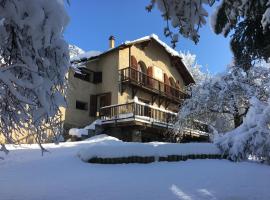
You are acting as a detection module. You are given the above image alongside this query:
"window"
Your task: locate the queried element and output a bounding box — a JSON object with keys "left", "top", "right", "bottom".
{"left": 76, "top": 101, "right": 88, "bottom": 110}
{"left": 74, "top": 68, "right": 102, "bottom": 84}
{"left": 93, "top": 72, "right": 102, "bottom": 83}
{"left": 74, "top": 70, "right": 93, "bottom": 82}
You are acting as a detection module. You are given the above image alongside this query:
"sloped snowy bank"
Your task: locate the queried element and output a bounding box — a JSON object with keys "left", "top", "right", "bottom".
{"left": 78, "top": 135, "right": 220, "bottom": 161}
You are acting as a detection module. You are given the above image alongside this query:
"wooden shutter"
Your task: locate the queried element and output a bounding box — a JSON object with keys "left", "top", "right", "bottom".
{"left": 175, "top": 80, "right": 180, "bottom": 98}
{"left": 89, "top": 95, "right": 97, "bottom": 117}
{"left": 130, "top": 55, "right": 138, "bottom": 69}
{"left": 176, "top": 80, "right": 180, "bottom": 88}
{"left": 147, "top": 66, "right": 153, "bottom": 87}
{"left": 130, "top": 55, "right": 138, "bottom": 80}
{"left": 164, "top": 73, "right": 170, "bottom": 94}
{"left": 105, "top": 92, "right": 111, "bottom": 106}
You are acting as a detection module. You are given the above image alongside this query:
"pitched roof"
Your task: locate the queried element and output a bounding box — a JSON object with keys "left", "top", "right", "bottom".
{"left": 71, "top": 34, "right": 195, "bottom": 84}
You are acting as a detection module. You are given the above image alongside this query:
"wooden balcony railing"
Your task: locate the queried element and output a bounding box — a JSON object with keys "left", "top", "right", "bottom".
{"left": 99, "top": 102, "right": 177, "bottom": 127}
{"left": 119, "top": 67, "right": 187, "bottom": 101}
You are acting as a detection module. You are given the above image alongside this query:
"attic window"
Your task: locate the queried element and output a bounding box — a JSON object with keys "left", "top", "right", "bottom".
{"left": 74, "top": 68, "right": 102, "bottom": 83}
{"left": 74, "top": 69, "right": 93, "bottom": 82}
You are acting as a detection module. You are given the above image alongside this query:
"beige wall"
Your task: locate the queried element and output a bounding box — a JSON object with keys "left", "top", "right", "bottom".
{"left": 118, "top": 41, "right": 186, "bottom": 108}
{"left": 65, "top": 40, "right": 187, "bottom": 130}
{"left": 64, "top": 50, "right": 119, "bottom": 129}
{"left": 97, "top": 51, "right": 119, "bottom": 105}
{"left": 64, "top": 64, "right": 97, "bottom": 128}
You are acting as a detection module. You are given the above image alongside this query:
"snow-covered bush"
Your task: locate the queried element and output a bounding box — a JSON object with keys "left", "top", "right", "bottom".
{"left": 215, "top": 97, "right": 270, "bottom": 162}
{"left": 0, "top": 0, "right": 69, "bottom": 149}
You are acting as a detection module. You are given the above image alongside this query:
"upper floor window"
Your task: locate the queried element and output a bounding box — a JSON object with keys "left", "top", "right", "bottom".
{"left": 74, "top": 68, "right": 102, "bottom": 83}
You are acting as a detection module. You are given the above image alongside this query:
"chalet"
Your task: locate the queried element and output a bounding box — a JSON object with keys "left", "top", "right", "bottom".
{"left": 64, "top": 34, "right": 208, "bottom": 142}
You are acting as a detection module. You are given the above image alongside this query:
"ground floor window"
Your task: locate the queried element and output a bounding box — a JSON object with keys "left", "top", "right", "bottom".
{"left": 76, "top": 101, "right": 88, "bottom": 110}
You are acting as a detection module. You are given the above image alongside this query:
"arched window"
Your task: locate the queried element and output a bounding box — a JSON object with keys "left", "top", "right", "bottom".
{"left": 137, "top": 61, "right": 147, "bottom": 85}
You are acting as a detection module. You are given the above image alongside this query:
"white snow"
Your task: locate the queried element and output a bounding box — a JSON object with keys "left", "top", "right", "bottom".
{"left": 68, "top": 120, "right": 101, "bottom": 138}
{"left": 78, "top": 135, "right": 220, "bottom": 161}
{"left": 84, "top": 119, "right": 101, "bottom": 130}
{"left": 125, "top": 34, "right": 180, "bottom": 57}
{"left": 70, "top": 50, "right": 101, "bottom": 62}
{"left": 0, "top": 135, "right": 270, "bottom": 200}
{"left": 68, "top": 128, "right": 88, "bottom": 137}
{"left": 69, "top": 44, "right": 85, "bottom": 60}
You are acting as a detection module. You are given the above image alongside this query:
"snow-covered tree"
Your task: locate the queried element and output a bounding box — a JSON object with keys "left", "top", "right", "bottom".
{"left": 147, "top": 0, "right": 270, "bottom": 66}
{"left": 174, "top": 64, "right": 270, "bottom": 139}
{"left": 69, "top": 44, "right": 85, "bottom": 61}
{"left": 179, "top": 51, "right": 208, "bottom": 82}
{"left": 0, "top": 0, "right": 69, "bottom": 151}
{"left": 215, "top": 97, "right": 270, "bottom": 162}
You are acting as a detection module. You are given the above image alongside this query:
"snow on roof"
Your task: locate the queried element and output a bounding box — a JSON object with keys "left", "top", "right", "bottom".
{"left": 70, "top": 50, "right": 102, "bottom": 62}
{"left": 124, "top": 34, "right": 180, "bottom": 58}
{"left": 69, "top": 34, "right": 194, "bottom": 83}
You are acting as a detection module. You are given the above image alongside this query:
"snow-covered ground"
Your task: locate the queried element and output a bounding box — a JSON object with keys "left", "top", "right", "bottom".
{"left": 0, "top": 135, "right": 270, "bottom": 200}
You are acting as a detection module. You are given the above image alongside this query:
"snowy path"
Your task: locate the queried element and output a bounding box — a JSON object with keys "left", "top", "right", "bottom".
{"left": 0, "top": 139, "right": 270, "bottom": 200}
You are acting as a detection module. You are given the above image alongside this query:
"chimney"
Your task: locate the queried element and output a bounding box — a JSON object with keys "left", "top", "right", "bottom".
{"left": 109, "top": 35, "right": 115, "bottom": 49}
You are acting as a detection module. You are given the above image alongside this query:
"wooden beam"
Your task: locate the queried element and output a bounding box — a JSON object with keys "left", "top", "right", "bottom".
{"left": 131, "top": 86, "right": 138, "bottom": 98}
{"left": 151, "top": 95, "right": 158, "bottom": 104}
{"left": 165, "top": 100, "right": 170, "bottom": 109}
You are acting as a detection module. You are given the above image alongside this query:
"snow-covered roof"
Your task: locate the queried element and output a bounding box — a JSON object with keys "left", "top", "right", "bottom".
{"left": 124, "top": 34, "right": 180, "bottom": 58}
{"left": 70, "top": 34, "right": 195, "bottom": 83}
{"left": 70, "top": 34, "right": 181, "bottom": 63}
{"left": 70, "top": 51, "right": 102, "bottom": 62}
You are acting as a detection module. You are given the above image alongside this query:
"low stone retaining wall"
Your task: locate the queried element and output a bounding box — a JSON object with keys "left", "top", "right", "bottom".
{"left": 88, "top": 154, "right": 227, "bottom": 164}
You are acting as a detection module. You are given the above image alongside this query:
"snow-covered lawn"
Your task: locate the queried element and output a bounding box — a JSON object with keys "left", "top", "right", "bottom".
{"left": 0, "top": 136, "right": 270, "bottom": 200}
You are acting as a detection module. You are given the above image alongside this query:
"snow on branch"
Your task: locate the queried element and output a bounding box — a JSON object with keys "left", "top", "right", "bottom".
{"left": 0, "top": 0, "right": 69, "bottom": 150}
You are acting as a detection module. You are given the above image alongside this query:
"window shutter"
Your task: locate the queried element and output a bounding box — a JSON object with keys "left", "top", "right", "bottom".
{"left": 147, "top": 66, "right": 153, "bottom": 87}
{"left": 130, "top": 55, "right": 138, "bottom": 69}
{"left": 164, "top": 73, "right": 170, "bottom": 94}
{"left": 105, "top": 92, "right": 111, "bottom": 106}
{"left": 175, "top": 80, "right": 180, "bottom": 98}
{"left": 89, "top": 95, "right": 97, "bottom": 117}
{"left": 130, "top": 55, "right": 138, "bottom": 80}
{"left": 176, "top": 80, "right": 180, "bottom": 88}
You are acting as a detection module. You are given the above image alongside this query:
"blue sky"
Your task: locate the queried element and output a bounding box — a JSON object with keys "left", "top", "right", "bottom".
{"left": 64, "top": 0, "right": 233, "bottom": 74}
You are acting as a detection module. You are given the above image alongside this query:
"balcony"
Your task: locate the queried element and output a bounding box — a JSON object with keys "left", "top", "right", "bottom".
{"left": 99, "top": 102, "right": 177, "bottom": 129}
{"left": 99, "top": 102, "right": 209, "bottom": 141}
{"left": 119, "top": 67, "right": 188, "bottom": 104}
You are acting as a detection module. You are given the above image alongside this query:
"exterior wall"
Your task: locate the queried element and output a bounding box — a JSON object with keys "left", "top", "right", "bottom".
{"left": 0, "top": 106, "right": 66, "bottom": 144}
{"left": 64, "top": 50, "right": 119, "bottom": 130}
{"left": 118, "top": 41, "right": 186, "bottom": 110}
{"left": 64, "top": 69, "right": 97, "bottom": 129}
{"left": 97, "top": 51, "right": 119, "bottom": 105}
{"left": 130, "top": 42, "right": 185, "bottom": 89}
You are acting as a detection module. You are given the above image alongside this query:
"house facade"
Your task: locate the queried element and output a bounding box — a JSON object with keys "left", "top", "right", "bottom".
{"left": 64, "top": 35, "right": 204, "bottom": 142}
